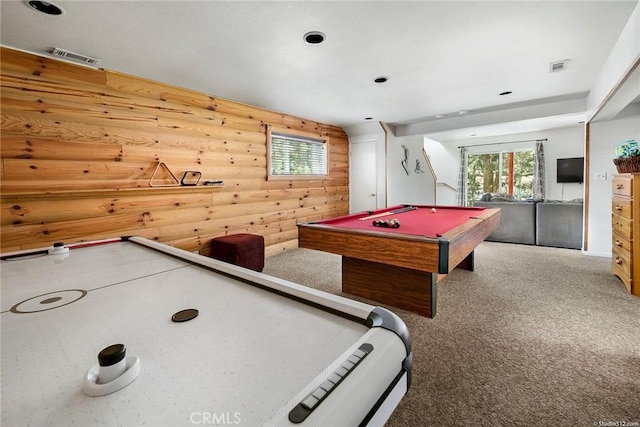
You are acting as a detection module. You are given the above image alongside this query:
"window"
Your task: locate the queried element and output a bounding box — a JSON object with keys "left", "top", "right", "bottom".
{"left": 268, "top": 130, "right": 327, "bottom": 179}
{"left": 466, "top": 148, "right": 535, "bottom": 205}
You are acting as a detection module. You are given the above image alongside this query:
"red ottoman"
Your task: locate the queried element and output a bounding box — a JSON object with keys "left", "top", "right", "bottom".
{"left": 210, "top": 234, "right": 264, "bottom": 272}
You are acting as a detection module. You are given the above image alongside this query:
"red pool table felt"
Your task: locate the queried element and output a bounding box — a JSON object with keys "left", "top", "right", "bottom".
{"left": 320, "top": 205, "right": 488, "bottom": 239}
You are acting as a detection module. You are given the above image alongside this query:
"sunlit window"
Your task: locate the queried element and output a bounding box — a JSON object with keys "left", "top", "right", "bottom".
{"left": 268, "top": 132, "right": 327, "bottom": 179}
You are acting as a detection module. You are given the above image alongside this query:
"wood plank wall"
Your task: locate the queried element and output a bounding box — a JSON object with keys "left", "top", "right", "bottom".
{"left": 0, "top": 47, "right": 349, "bottom": 256}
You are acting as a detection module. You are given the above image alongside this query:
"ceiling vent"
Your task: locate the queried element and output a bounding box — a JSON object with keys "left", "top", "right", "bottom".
{"left": 51, "top": 48, "right": 101, "bottom": 66}
{"left": 549, "top": 59, "right": 569, "bottom": 73}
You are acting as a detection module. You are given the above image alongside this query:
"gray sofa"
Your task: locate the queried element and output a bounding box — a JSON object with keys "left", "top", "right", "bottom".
{"left": 474, "top": 200, "right": 537, "bottom": 245}
{"left": 474, "top": 194, "right": 583, "bottom": 249}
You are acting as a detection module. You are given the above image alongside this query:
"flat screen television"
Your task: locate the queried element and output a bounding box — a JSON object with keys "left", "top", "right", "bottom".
{"left": 557, "top": 157, "right": 584, "bottom": 183}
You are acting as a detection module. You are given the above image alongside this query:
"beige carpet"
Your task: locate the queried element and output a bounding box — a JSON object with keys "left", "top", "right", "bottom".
{"left": 263, "top": 242, "right": 640, "bottom": 426}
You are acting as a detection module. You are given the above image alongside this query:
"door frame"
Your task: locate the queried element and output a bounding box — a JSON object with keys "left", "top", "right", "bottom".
{"left": 349, "top": 133, "right": 386, "bottom": 213}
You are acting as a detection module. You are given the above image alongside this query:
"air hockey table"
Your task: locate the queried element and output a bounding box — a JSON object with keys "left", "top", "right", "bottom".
{"left": 1, "top": 236, "right": 411, "bottom": 426}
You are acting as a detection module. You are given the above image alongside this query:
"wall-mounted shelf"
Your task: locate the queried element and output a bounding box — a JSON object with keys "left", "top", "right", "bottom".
{"left": 0, "top": 185, "right": 225, "bottom": 200}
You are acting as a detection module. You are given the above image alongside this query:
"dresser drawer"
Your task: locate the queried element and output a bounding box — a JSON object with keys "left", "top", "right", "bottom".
{"left": 612, "top": 197, "right": 633, "bottom": 219}
{"left": 613, "top": 175, "right": 634, "bottom": 197}
{"left": 612, "top": 230, "right": 632, "bottom": 259}
{"left": 612, "top": 247, "right": 633, "bottom": 292}
{"left": 612, "top": 213, "right": 633, "bottom": 237}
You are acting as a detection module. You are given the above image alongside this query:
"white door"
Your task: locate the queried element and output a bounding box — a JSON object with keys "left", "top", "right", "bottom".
{"left": 350, "top": 138, "right": 379, "bottom": 213}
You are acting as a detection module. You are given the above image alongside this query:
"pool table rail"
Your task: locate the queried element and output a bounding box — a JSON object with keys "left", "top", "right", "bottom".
{"left": 298, "top": 225, "right": 442, "bottom": 273}
{"left": 438, "top": 207, "right": 501, "bottom": 273}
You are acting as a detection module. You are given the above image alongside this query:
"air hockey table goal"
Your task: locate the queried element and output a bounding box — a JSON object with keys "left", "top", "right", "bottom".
{"left": 1, "top": 236, "right": 412, "bottom": 426}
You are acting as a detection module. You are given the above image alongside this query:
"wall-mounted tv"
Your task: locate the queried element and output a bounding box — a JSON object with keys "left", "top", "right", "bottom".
{"left": 557, "top": 157, "right": 584, "bottom": 183}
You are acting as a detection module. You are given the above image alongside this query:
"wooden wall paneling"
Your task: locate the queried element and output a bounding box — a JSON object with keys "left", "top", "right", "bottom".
{"left": 1, "top": 135, "right": 123, "bottom": 161}
{"left": 1, "top": 179, "right": 144, "bottom": 194}
{"left": 2, "top": 191, "right": 213, "bottom": 226}
{"left": 0, "top": 89, "right": 160, "bottom": 132}
{"left": 2, "top": 158, "right": 152, "bottom": 181}
{"left": 123, "top": 144, "right": 204, "bottom": 165}
{"left": 1, "top": 47, "right": 350, "bottom": 254}
{"left": 0, "top": 47, "right": 107, "bottom": 87}
{"left": 107, "top": 73, "right": 327, "bottom": 138}
{"left": 157, "top": 116, "right": 266, "bottom": 144}
{"left": 0, "top": 74, "right": 105, "bottom": 106}
{"left": 260, "top": 177, "right": 349, "bottom": 190}
{"left": 0, "top": 113, "right": 160, "bottom": 146}
{"left": 158, "top": 133, "right": 266, "bottom": 156}
{"left": 105, "top": 71, "right": 217, "bottom": 109}
{"left": 152, "top": 104, "right": 268, "bottom": 134}
{"left": 1, "top": 211, "right": 152, "bottom": 248}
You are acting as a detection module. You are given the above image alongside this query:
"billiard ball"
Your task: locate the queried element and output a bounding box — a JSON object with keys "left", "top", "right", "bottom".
{"left": 431, "top": 208, "right": 437, "bottom": 213}
{"left": 388, "top": 218, "right": 400, "bottom": 228}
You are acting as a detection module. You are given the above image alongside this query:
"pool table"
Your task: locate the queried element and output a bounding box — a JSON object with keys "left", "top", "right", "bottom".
{"left": 1, "top": 236, "right": 411, "bottom": 426}
{"left": 298, "top": 205, "right": 501, "bottom": 318}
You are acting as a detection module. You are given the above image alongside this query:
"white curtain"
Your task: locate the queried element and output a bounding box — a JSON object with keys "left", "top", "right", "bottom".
{"left": 456, "top": 147, "right": 468, "bottom": 206}
{"left": 532, "top": 142, "right": 546, "bottom": 201}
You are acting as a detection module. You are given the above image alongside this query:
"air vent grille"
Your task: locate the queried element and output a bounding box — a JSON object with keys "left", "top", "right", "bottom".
{"left": 549, "top": 60, "right": 568, "bottom": 73}
{"left": 51, "top": 48, "right": 101, "bottom": 66}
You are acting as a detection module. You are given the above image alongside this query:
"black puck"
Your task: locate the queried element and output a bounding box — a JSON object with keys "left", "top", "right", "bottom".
{"left": 172, "top": 308, "right": 199, "bottom": 323}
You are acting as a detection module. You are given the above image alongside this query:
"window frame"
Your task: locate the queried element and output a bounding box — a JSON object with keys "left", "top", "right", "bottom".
{"left": 465, "top": 144, "right": 535, "bottom": 204}
{"left": 266, "top": 127, "right": 329, "bottom": 181}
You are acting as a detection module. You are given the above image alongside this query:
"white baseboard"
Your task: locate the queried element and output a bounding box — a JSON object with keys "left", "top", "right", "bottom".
{"left": 582, "top": 249, "right": 612, "bottom": 258}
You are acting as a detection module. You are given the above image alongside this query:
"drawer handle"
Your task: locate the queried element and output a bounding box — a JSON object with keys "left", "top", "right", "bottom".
{"left": 615, "top": 240, "right": 623, "bottom": 247}
{"left": 615, "top": 205, "right": 623, "bottom": 211}
{"left": 616, "top": 184, "right": 624, "bottom": 189}
{"left": 615, "top": 257, "right": 623, "bottom": 265}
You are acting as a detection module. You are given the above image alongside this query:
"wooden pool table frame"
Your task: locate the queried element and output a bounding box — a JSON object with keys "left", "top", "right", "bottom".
{"left": 298, "top": 205, "right": 501, "bottom": 318}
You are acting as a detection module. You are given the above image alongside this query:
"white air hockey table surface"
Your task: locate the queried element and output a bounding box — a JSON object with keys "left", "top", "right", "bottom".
{"left": 1, "top": 237, "right": 411, "bottom": 426}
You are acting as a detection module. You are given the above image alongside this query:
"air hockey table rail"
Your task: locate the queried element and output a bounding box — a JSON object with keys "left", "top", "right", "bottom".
{"left": 1, "top": 236, "right": 412, "bottom": 426}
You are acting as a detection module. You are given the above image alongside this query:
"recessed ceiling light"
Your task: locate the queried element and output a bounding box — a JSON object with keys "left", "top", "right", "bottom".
{"left": 304, "top": 31, "right": 326, "bottom": 44}
{"left": 499, "top": 91, "right": 512, "bottom": 96}
{"left": 28, "top": 1, "right": 64, "bottom": 15}
{"left": 374, "top": 76, "right": 389, "bottom": 84}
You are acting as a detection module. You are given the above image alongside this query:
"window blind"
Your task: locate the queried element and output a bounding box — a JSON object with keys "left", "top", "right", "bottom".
{"left": 270, "top": 133, "right": 327, "bottom": 176}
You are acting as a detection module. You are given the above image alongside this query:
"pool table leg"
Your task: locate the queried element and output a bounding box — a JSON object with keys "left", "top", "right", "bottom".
{"left": 457, "top": 250, "right": 475, "bottom": 271}
{"left": 342, "top": 257, "right": 438, "bottom": 318}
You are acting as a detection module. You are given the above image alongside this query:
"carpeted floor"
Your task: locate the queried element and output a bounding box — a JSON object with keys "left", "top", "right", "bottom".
{"left": 263, "top": 242, "right": 640, "bottom": 426}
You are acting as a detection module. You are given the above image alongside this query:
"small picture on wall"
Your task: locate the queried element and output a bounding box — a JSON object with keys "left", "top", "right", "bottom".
{"left": 402, "top": 145, "right": 410, "bottom": 176}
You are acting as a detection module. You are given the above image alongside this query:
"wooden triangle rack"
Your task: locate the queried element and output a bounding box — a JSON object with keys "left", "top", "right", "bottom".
{"left": 149, "top": 162, "right": 181, "bottom": 187}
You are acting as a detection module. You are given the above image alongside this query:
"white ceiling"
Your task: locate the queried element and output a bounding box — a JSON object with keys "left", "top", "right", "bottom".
{"left": 1, "top": 0, "right": 637, "bottom": 140}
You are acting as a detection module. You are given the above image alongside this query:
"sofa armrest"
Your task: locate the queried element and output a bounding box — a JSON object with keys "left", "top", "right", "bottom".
{"left": 473, "top": 201, "right": 536, "bottom": 245}
{"left": 535, "top": 203, "right": 583, "bottom": 249}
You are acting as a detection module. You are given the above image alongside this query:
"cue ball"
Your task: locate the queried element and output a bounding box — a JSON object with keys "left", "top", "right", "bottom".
{"left": 431, "top": 208, "right": 437, "bottom": 213}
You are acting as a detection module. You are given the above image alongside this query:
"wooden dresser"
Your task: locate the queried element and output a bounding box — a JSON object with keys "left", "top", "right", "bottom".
{"left": 612, "top": 173, "right": 640, "bottom": 295}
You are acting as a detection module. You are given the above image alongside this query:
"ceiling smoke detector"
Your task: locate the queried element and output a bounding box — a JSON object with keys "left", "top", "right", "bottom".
{"left": 51, "top": 48, "right": 101, "bottom": 66}
{"left": 549, "top": 60, "right": 569, "bottom": 73}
